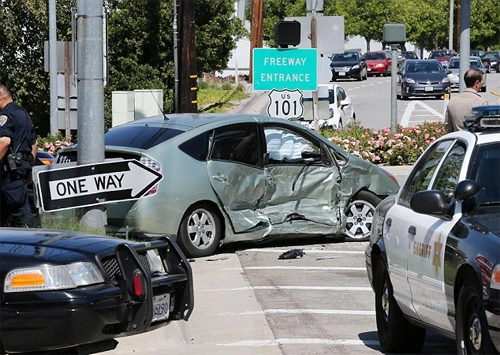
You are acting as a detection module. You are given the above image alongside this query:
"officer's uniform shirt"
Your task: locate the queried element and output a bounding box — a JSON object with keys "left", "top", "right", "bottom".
{"left": 0, "top": 101, "right": 36, "bottom": 163}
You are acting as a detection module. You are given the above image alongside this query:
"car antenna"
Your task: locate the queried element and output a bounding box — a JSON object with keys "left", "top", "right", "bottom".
{"left": 149, "top": 88, "right": 169, "bottom": 120}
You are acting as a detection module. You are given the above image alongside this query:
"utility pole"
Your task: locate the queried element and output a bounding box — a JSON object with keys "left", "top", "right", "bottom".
{"left": 76, "top": 0, "right": 106, "bottom": 230}
{"left": 249, "top": 0, "right": 263, "bottom": 83}
{"left": 178, "top": 0, "right": 197, "bottom": 112}
{"left": 459, "top": 0, "right": 471, "bottom": 93}
{"left": 49, "top": 0, "right": 58, "bottom": 136}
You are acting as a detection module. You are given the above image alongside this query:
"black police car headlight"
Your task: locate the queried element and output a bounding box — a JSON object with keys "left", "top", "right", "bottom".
{"left": 4, "top": 262, "right": 105, "bottom": 293}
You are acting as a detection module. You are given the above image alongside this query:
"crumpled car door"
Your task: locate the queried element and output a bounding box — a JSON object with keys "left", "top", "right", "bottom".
{"left": 257, "top": 125, "right": 342, "bottom": 235}
{"left": 206, "top": 123, "right": 269, "bottom": 233}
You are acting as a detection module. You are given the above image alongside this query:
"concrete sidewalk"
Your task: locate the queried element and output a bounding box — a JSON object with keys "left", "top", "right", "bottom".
{"left": 102, "top": 254, "right": 281, "bottom": 355}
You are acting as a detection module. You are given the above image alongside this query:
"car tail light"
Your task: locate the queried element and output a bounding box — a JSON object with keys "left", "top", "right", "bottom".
{"left": 140, "top": 157, "right": 161, "bottom": 195}
{"left": 133, "top": 269, "right": 146, "bottom": 298}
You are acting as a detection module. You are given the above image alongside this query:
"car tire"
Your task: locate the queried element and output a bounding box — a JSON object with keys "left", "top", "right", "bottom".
{"left": 178, "top": 203, "right": 221, "bottom": 258}
{"left": 375, "top": 263, "right": 426, "bottom": 353}
{"left": 344, "top": 191, "right": 380, "bottom": 241}
{"left": 456, "top": 276, "right": 497, "bottom": 355}
{"left": 400, "top": 86, "right": 408, "bottom": 100}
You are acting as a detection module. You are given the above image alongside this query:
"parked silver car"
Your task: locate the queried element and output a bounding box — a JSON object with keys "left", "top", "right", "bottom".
{"left": 447, "top": 55, "right": 487, "bottom": 92}
{"left": 56, "top": 114, "right": 399, "bottom": 257}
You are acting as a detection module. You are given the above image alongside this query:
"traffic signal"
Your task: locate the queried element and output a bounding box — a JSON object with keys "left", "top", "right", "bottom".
{"left": 274, "top": 20, "right": 301, "bottom": 47}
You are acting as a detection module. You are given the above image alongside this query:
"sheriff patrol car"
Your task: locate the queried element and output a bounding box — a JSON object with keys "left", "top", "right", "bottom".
{"left": 365, "top": 105, "right": 500, "bottom": 354}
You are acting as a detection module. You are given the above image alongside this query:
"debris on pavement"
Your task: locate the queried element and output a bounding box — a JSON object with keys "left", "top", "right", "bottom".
{"left": 278, "top": 249, "right": 305, "bottom": 259}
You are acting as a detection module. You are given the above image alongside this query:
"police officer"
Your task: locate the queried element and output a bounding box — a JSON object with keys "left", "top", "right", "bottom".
{"left": 0, "top": 84, "right": 38, "bottom": 227}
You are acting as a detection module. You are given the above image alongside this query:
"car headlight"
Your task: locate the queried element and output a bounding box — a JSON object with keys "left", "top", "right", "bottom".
{"left": 441, "top": 77, "right": 450, "bottom": 83}
{"left": 352, "top": 64, "right": 360, "bottom": 70}
{"left": 4, "top": 262, "right": 105, "bottom": 293}
{"left": 491, "top": 265, "right": 500, "bottom": 290}
{"left": 405, "top": 77, "right": 416, "bottom": 84}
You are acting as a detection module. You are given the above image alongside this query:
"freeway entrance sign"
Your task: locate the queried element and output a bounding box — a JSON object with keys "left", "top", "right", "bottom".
{"left": 35, "top": 159, "right": 163, "bottom": 212}
{"left": 253, "top": 48, "right": 317, "bottom": 91}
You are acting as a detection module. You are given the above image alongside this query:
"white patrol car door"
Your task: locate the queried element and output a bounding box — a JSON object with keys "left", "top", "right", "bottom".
{"left": 406, "top": 140, "right": 466, "bottom": 331}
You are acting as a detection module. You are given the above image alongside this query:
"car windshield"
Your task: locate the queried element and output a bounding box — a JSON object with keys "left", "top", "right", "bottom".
{"left": 104, "top": 125, "right": 184, "bottom": 149}
{"left": 484, "top": 52, "right": 499, "bottom": 60}
{"left": 403, "top": 52, "right": 417, "bottom": 59}
{"left": 364, "top": 52, "right": 386, "bottom": 60}
{"left": 449, "top": 59, "right": 460, "bottom": 69}
{"left": 332, "top": 53, "right": 358, "bottom": 61}
{"left": 406, "top": 61, "right": 443, "bottom": 73}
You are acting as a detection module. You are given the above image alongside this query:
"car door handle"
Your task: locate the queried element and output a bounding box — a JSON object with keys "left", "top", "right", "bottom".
{"left": 408, "top": 226, "right": 416, "bottom": 235}
{"left": 212, "top": 173, "right": 227, "bottom": 182}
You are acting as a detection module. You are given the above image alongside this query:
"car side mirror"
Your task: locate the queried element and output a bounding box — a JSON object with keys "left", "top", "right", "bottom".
{"left": 454, "top": 179, "right": 480, "bottom": 202}
{"left": 410, "top": 190, "right": 448, "bottom": 215}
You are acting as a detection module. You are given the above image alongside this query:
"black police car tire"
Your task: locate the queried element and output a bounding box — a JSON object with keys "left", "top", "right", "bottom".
{"left": 456, "top": 276, "right": 497, "bottom": 355}
{"left": 344, "top": 191, "right": 380, "bottom": 241}
{"left": 375, "top": 263, "right": 426, "bottom": 353}
{"left": 178, "top": 203, "right": 221, "bottom": 258}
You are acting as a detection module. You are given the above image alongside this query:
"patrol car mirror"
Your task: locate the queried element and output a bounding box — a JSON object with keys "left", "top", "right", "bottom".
{"left": 454, "top": 179, "right": 480, "bottom": 202}
{"left": 410, "top": 190, "right": 448, "bottom": 216}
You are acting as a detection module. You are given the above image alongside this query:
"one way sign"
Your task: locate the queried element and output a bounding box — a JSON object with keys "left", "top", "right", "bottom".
{"left": 35, "top": 159, "right": 163, "bottom": 212}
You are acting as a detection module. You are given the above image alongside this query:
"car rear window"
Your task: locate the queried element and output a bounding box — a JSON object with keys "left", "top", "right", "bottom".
{"left": 104, "top": 125, "right": 183, "bottom": 149}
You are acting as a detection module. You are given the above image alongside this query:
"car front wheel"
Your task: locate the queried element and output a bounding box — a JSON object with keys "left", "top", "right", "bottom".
{"left": 456, "top": 276, "right": 497, "bottom": 355}
{"left": 178, "top": 203, "right": 221, "bottom": 258}
{"left": 375, "top": 262, "right": 426, "bottom": 353}
{"left": 344, "top": 191, "right": 380, "bottom": 241}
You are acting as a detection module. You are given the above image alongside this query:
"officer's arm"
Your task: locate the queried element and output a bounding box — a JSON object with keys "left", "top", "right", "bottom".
{"left": 31, "top": 140, "right": 38, "bottom": 163}
{"left": 0, "top": 136, "right": 11, "bottom": 160}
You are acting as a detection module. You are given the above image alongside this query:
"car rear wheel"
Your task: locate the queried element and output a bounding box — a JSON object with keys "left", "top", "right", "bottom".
{"left": 178, "top": 204, "right": 221, "bottom": 258}
{"left": 456, "top": 276, "right": 497, "bottom": 355}
{"left": 375, "top": 262, "right": 426, "bottom": 353}
{"left": 344, "top": 191, "right": 380, "bottom": 241}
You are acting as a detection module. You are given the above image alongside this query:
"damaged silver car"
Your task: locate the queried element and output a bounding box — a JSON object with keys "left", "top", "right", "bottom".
{"left": 55, "top": 114, "right": 399, "bottom": 258}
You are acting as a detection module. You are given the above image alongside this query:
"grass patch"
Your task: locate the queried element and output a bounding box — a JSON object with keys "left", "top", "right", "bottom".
{"left": 197, "top": 80, "right": 248, "bottom": 113}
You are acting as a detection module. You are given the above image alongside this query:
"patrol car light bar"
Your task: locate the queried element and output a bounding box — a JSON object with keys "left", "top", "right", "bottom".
{"left": 480, "top": 118, "right": 500, "bottom": 128}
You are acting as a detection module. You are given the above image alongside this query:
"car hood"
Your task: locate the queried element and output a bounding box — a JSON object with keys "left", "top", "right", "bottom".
{"left": 404, "top": 72, "right": 447, "bottom": 80}
{"left": 469, "top": 212, "right": 500, "bottom": 237}
{"left": 0, "top": 228, "right": 126, "bottom": 266}
{"left": 331, "top": 61, "right": 359, "bottom": 67}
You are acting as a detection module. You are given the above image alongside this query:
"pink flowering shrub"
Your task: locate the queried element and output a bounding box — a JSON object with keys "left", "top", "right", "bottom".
{"left": 323, "top": 121, "right": 447, "bottom": 165}
{"left": 37, "top": 132, "right": 73, "bottom": 156}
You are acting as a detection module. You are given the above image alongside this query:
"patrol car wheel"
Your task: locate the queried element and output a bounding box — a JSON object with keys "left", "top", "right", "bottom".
{"left": 344, "top": 191, "right": 380, "bottom": 241}
{"left": 178, "top": 203, "right": 221, "bottom": 258}
{"left": 456, "top": 276, "right": 497, "bottom": 355}
{"left": 375, "top": 263, "right": 426, "bottom": 353}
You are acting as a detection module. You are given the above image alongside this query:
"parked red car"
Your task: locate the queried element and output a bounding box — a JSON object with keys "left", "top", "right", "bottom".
{"left": 428, "top": 50, "right": 456, "bottom": 69}
{"left": 363, "top": 50, "right": 392, "bottom": 77}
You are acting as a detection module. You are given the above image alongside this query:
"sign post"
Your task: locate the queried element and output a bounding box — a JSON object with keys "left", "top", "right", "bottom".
{"left": 35, "top": 160, "right": 163, "bottom": 212}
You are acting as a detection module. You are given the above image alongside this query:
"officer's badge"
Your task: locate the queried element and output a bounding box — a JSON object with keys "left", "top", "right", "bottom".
{"left": 0, "top": 115, "right": 7, "bottom": 126}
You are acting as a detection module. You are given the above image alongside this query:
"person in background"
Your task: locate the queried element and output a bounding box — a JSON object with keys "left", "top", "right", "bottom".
{"left": 444, "top": 68, "right": 488, "bottom": 132}
{"left": 0, "top": 84, "right": 38, "bottom": 227}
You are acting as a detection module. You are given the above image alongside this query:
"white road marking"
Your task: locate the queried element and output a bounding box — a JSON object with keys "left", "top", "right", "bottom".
{"left": 243, "top": 266, "right": 365, "bottom": 271}
{"left": 204, "top": 286, "right": 372, "bottom": 292}
{"left": 220, "top": 309, "right": 375, "bottom": 316}
{"left": 400, "top": 100, "right": 444, "bottom": 127}
{"left": 242, "top": 248, "right": 365, "bottom": 254}
{"left": 220, "top": 338, "right": 380, "bottom": 347}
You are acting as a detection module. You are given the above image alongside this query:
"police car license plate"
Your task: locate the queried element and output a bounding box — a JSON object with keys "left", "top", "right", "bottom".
{"left": 424, "top": 86, "right": 434, "bottom": 92}
{"left": 152, "top": 293, "right": 170, "bottom": 322}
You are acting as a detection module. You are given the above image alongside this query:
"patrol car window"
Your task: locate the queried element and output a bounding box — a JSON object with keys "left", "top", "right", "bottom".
{"left": 400, "top": 139, "right": 454, "bottom": 204}
{"left": 468, "top": 142, "right": 500, "bottom": 206}
{"left": 431, "top": 143, "right": 465, "bottom": 204}
{"left": 209, "top": 124, "right": 260, "bottom": 167}
{"left": 105, "top": 126, "right": 183, "bottom": 149}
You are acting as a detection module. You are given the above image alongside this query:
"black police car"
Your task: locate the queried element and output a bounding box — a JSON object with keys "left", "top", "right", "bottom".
{"left": 0, "top": 229, "right": 193, "bottom": 354}
{"left": 365, "top": 105, "right": 500, "bottom": 354}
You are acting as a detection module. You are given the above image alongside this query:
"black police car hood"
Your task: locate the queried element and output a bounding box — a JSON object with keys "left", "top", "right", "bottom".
{"left": 0, "top": 228, "right": 127, "bottom": 266}
{"left": 471, "top": 213, "right": 500, "bottom": 237}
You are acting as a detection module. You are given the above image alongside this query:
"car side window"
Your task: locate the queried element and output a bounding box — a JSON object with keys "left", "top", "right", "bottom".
{"left": 209, "top": 123, "right": 260, "bottom": 167}
{"left": 263, "top": 126, "right": 324, "bottom": 165}
{"left": 399, "top": 139, "right": 454, "bottom": 205}
{"left": 431, "top": 143, "right": 465, "bottom": 203}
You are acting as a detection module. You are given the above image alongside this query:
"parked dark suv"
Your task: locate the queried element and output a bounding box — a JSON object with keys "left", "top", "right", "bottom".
{"left": 330, "top": 51, "right": 367, "bottom": 81}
